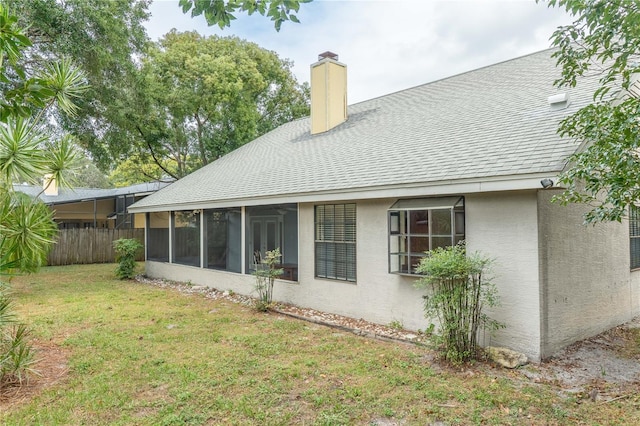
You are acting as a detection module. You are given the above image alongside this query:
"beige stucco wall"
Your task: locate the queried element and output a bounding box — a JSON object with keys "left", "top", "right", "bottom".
{"left": 465, "top": 191, "right": 542, "bottom": 360}
{"left": 52, "top": 199, "right": 114, "bottom": 220}
{"left": 537, "top": 189, "right": 640, "bottom": 358}
{"left": 134, "top": 213, "right": 146, "bottom": 229}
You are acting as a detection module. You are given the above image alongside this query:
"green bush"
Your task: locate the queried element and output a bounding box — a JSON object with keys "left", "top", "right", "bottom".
{"left": 113, "top": 238, "right": 143, "bottom": 280}
{"left": 415, "top": 243, "right": 502, "bottom": 364}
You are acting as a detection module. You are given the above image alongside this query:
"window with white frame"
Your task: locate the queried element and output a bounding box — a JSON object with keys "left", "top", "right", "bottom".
{"left": 315, "top": 203, "right": 356, "bottom": 282}
{"left": 388, "top": 197, "right": 465, "bottom": 275}
{"left": 630, "top": 205, "right": 640, "bottom": 270}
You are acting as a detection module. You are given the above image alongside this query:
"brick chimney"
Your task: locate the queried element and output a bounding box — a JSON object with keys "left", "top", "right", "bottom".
{"left": 310, "top": 51, "right": 347, "bottom": 134}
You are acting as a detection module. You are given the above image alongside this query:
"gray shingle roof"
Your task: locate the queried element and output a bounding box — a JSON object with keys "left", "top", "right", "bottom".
{"left": 14, "top": 181, "right": 171, "bottom": 204}
{"left": 130, "top": 49, "right": 599, "bottom": 212}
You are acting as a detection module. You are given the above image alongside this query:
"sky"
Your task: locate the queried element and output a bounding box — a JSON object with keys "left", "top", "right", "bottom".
{"left": 145, "top": 0, "right": 574, "bottom": 104}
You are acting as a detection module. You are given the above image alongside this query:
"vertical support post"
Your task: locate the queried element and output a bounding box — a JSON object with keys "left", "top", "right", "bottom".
{"left": 144, "top": 212, "right": 149, "bottom": 261}
{"left": 200, "top": 209, "right": 205, "bottom": 268}
{"left": 241, "top": 206, "right": 246, "bottom": 274}
{"left": 169, "top": 211, "right": 174, "bottom": 263}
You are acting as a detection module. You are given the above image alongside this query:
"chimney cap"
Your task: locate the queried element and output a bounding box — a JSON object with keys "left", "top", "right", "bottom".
{"left": 318, "top": 51, "right": 338, "bottom": 61}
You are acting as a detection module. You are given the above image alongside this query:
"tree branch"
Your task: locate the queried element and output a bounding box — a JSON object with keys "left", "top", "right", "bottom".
{"left": 135, "top": 125, "right": 178, "bottom": 180}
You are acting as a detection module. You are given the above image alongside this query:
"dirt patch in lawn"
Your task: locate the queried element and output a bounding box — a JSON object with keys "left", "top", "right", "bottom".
{"left": 517, "top": 318, "right": 640, "bottom": 401}
{"left": 0, "top": 339, "right": 70, "bottom": 411}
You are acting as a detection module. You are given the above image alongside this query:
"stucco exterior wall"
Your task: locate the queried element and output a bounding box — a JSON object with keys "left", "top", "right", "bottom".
{"left": 465, "top": 191, "right": 542, "bottom": 360}
{"left": 279, "top": 199, "right": 428, "bottom": 331}
{"left": 537, "top": 189, "right": 640, "bottom": 358}
{"left": 144, "top": 199, "right": 432, "bottom": 334}
{"left": 143, "top": 194, "right": 549, "bottom": 362}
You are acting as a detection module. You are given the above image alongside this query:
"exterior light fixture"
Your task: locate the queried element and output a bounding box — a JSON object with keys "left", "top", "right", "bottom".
{"left": 540, "top": 178, "right": 554, "bottom": 189}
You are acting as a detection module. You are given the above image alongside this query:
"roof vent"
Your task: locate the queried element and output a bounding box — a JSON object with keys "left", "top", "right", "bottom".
{"left": 548, "top": 93, "right": 569, "bottom": 111}
{"left": 318, "top": 51, "right": 338, "bottom": 61}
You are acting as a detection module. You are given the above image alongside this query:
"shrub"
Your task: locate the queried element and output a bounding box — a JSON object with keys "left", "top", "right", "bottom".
{"left": 0, "top": 284, "right": 35, "bottom": 386}
{"left": 415, "top": 243, "right": 502, "bottom": 364}
{"left": 113, "top": 238, "right": 143, "bottom": 280}
{"left": 253, "top": 248, "right": 283, "bottom": 311}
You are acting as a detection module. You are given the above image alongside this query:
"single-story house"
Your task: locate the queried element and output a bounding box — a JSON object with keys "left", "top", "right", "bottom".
{"left": 15, "top": 180, "right": 170, "bottom": 229}
{"left": 128, "top": 49, "right": 640, "bottom": 361}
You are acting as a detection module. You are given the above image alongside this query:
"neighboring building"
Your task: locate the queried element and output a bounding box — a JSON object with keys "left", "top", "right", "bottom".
{"left": 15, "top": 181, "right": 170, "bottom": 229}
{"left": 128, "top": 50, "right": 640, "bottom": 361}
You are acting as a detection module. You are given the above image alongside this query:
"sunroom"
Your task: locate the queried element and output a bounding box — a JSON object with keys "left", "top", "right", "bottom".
{"left": 145, "top": 203, "right": 298, "bottom": 281}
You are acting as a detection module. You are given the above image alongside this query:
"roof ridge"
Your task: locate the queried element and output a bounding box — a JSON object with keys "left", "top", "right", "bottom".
{"left": 349, "top": 47, "right": 558, "bottom": 107}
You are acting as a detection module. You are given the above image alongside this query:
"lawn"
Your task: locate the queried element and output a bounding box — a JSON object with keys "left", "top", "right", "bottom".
{"left": 1, "top": 263, "right": 638, "bottom": 425}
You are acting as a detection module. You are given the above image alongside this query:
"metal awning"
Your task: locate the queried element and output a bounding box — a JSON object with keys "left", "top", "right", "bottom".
{"left": 389, "top": 196, "right": 464, "bottom": 210}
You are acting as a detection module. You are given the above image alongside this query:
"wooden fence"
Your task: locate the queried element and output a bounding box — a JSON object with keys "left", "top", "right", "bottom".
{"left": 47, "top": 228, "right": 145, "bottom": 266}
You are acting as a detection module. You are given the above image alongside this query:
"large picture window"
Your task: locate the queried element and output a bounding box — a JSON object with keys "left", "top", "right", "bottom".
{"left": 389, "top": 197, "right": 464, "bottom": 275}
{"left": 315, "top": 204, "right": 356, "bottom": 282}
{"left": 630, "top": 205, "right": 640, "bottom": 270}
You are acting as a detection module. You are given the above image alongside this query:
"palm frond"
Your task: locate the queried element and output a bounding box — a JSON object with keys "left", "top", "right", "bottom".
{"left": 0, "top": 117, "right": 48, "bottom": 183}
{"left": 0, "top": 192, "right": 56, "bottom": 273}
{"left": 39, "top": 58, "right": 89, "bottom": 117}
{"left": 44, "top": 134, "right": 80, "bottom": 190}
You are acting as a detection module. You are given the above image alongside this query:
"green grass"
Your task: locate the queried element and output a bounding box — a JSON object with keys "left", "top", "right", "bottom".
{"left": 1, "top": 263, "right": 639, "bottom": 425}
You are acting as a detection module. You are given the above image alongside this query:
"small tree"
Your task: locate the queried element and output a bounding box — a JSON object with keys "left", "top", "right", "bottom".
{"left": 113, "top": 238, "right": 143, "bottom": 280}
{"left": 253, "top": 248, "right": 283, "bottom": 311}
{"left": 415, "top": 244, "right": 502, "bottom": 364}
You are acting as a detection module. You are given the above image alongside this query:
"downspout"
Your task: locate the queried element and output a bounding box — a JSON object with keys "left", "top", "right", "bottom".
{"left": 93, "top": 198, "right": 97, "bottom": 228}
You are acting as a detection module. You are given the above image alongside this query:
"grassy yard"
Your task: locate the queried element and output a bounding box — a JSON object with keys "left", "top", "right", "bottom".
{"left": 1, "top": 264, "right": 638, "bottom": 425}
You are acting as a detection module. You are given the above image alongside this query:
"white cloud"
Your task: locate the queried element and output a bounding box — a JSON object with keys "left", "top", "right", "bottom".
{"left": 146, "top": 0, "right": 574, "bottom": 103}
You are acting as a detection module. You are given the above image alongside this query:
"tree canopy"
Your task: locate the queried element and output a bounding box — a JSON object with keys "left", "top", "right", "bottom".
{"left": 0, "top": 4, "right": 87, "bottom": 272}
{"left": 178, "top": 0, "right": 312, "bottom": 31}
{"left": 542, "top": 0, "right": 640, "bottom": 222}
{"left": 6, "top": 0, "right": 151, "bottom": 170}
{"left": 126, "top": 31, "right": 309, "bottom": 179}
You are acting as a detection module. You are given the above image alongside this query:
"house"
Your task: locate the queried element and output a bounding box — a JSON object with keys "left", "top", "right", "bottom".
{"left": 15, "top": 180, "right": 170, "bottom": 229}
{"left": 128, "top": 50, "right": 640, "bottom": 361}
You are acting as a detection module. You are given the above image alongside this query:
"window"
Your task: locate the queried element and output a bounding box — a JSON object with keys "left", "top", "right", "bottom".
{"left": 389, "top": 197, "right": 464, "bottom": 275}
{"left": 315, "top": 204, "right": 356, "bottom": 282}
{"left": 173, "top": 211, "right": 200, "bottom": 267}
{"left": 204, "top": 208, "right": 242, "bottom": 273}
{"left": 147, "top": 211, "right": 169, "bottom": 262}
{"left": 246, "top": 204, "right": 298, "bottom": 281}
{"left": 630, "top": 205, "right": 640, "bottom": 270}
{"left": 115, "top": 194, "right": 135, "bottom": 229}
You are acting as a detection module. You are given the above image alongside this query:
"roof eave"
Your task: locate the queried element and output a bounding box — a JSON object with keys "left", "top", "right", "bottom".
{"left": 128, "top": 172, "right": 560, "bottom": 213}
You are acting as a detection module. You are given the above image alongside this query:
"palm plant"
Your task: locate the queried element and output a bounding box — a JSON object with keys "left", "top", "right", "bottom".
{"left": 0, "top": 3, "right": 88, "bottom": 387}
